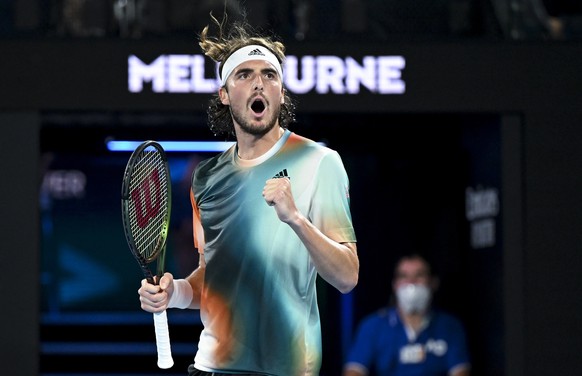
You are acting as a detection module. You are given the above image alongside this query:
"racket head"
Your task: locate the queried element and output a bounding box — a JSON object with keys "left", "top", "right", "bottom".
{"left": 121, "top": 140, "right": 172, "bottom": 282}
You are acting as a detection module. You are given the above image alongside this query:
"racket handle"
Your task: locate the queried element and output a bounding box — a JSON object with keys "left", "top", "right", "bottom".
{"left": 153, "top": 310, "right": 174, "bottom": 369}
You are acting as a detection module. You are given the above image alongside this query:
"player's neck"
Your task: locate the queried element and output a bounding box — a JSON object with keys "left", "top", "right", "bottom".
{"left": 236, "top": 126, "right": 285, "bottom": 160}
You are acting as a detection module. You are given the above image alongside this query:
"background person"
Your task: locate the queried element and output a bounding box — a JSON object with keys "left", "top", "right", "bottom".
{"left": 343, "top": 253, "right": 470, "bottom": 376}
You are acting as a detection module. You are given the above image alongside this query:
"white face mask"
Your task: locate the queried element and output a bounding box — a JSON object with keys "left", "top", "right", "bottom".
{"left": 396, "top": 283, "right": 432, "bottom": 314}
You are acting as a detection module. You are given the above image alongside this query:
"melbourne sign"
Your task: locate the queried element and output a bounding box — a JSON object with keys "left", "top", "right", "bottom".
{"left": 128, "top": 54, "right": 405, "bottom": 95}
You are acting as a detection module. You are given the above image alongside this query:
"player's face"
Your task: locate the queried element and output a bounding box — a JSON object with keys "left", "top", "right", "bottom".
{"left": 219, "top": 60, "right": 285, "bottom": 136}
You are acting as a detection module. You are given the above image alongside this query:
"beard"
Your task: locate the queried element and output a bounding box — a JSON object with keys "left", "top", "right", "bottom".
{"left": 230, "top": 101, "right": 280, "bottom": 136}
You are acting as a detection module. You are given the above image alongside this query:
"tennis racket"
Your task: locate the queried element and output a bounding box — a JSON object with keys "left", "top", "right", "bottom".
{"left": 121, "top": 140, "right": 174, "bottom": 369}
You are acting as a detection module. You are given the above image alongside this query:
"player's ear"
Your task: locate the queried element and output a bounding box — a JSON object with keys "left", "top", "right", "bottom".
{"left": 219, "top": 87, "right": 229, "bottom": 105}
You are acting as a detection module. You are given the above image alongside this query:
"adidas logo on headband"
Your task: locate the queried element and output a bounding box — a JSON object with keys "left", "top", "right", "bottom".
{"left": 248, "top": 48, "right": 265, "bottom": 56}
{"left": 220, "top": 45, "right": 283, "bottom": 86}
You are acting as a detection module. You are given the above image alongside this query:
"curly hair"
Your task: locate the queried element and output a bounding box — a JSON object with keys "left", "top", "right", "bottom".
{"left": 198, "top": 12, "right": 297, "bottom": 138}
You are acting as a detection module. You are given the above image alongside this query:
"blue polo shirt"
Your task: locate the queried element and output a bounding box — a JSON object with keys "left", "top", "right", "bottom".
{"left": 345, "top": 307, "right": 470, "bottom": 376}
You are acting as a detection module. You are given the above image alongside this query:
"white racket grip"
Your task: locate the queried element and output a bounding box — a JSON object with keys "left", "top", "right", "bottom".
{"left": 153, "top": 310, "right": 174, "bottom": 369}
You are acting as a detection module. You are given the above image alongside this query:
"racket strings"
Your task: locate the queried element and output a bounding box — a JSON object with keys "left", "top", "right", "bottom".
{"left": 127, "top": 148, "right": 170, "bottom": 261}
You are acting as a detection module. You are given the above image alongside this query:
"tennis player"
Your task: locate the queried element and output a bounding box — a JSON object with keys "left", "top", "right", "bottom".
{"left": 137, "top": 12, "right": 359, "bottom": 376}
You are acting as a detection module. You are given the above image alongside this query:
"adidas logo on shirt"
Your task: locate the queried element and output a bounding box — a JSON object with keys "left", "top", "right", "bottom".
{"left": 248, "top": 48, "right": 265, "bottom": 57}
{"left": 273, "top": 169, "right": 289, "bottom": 179}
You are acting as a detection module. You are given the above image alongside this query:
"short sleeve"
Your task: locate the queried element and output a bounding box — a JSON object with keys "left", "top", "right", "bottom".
{"left": 445, "top": 316, "right": 471, "bottom": 372}
{"left": 310, "top": 150, "right": 356, "bottom": 243}
{"left": 345, "top": 315, "right": 379, "bottom": 372}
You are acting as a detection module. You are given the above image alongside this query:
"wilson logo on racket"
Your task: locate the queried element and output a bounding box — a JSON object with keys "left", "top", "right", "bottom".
{"left": 131, "top": 169, "right": 163, "bottom": 228}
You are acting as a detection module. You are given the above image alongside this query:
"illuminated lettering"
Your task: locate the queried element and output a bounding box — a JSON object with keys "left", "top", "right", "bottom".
{"left": 465, "top": 186, "right": 499, "bottom": 249}
{"left": 346, "top": 56, "right": 377, "bottom": 94}
{"left": 317, "top": 55, "right": 346, "bottom": 94}
{"left": 190, "top": 54, "right": 217, "bottom": 92}
{"left": 465, "top": 187, "right": 499, "bottom": 220}
{"left": 128, "top": 54, "right": 406, "bottom": 95}
{"left": 471, "top": 219, "right": 496, "bottom": 248}
{"left": 284, "top": 55, "right": 315, "bottom": 94}
{"left": 128, "top": 55, "right": 166, "bottom": 92}
{"left": 167, "top": 54, "right": 192, "bottom": 93}
{"left": 42, "top": 170, "right": 86, "bottom": 199}
{"left": 128, "top": 55, "right": 217, "bottom": 94}
{"left": 378, "top": 56, "right": 406, "bottom": 94}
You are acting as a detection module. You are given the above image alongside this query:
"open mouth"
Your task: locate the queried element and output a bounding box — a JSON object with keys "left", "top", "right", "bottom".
{"left": 251, "top": 97, "right": 266, "bottom": 114}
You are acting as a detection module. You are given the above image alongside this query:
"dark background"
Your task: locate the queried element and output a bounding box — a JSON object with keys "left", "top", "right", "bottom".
{"left": 2, "top": 1, "right": 582, "bottom": 375}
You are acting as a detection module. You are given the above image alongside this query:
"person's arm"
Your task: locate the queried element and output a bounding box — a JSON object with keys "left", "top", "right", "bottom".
{"left": 342, "top": 364, "right": 367, "bottom": 376}
{"left": 137, "top": 253, "right": 205, "bottom": 312}
{"left": 288, "top": 213, "right": 358, "bottom": 294}
{"left": 262, "top": 176, "right": 359, "bottom": 293}
{"left": 341, "top": 315, "right": 376, "bottom": 376}
{"left": 447, "top": 315, "right": 472, "bottom": 376}
{"left": 180, "top": 254, "right": 205, "bottom": 309}
{"left": 138, "top": 201, "right": 206, "bottom": 312}
{"left": 175, "top": 187, "right": 205, "bottom": 309}
{"left": 450, "top": 365, "right": 470, "bottom": 376}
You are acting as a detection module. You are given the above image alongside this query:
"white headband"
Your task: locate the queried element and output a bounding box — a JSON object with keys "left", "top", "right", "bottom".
{"left": 220, "top": 45, "right": 283, "bottom": 86}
